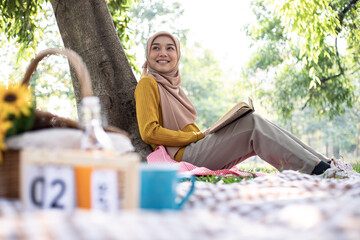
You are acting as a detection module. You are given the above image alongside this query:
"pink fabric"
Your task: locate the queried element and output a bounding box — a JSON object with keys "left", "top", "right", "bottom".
{"left": 146, "top": 145, "right": 266, "bottom": 177}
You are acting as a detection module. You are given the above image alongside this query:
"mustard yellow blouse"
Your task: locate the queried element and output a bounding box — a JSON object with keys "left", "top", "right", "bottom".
{"left": 134, "top": 76, "right": 204, "bottom": 161}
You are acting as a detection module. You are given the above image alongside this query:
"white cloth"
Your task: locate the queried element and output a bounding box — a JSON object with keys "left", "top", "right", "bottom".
{"left": 5, "top": 128, "right": 134, "bottom": 155}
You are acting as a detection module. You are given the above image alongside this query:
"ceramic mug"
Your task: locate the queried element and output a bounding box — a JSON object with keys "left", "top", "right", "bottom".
{"left": 139, "top": 164, "right": 195, "bottom": 210}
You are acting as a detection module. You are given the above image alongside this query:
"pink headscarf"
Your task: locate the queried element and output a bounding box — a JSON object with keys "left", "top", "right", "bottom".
{"left": 142, "top": 31, "right": 197, "bottom": 158}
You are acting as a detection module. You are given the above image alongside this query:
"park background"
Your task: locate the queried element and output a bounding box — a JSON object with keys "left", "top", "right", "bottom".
{"left": 1, "top": 0, "right": 359, "bottom": 167}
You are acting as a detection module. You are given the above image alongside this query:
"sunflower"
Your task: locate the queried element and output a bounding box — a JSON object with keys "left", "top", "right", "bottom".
{"left": 0, "top": 83, "right": 33, "bottom": 117}
{"left": 0, "top": 83, "right": 33, "bottom": 163}
{"left": 0, "top": 117, "right": 12, "bottom": 135}
{"left": 0, "top": 118, "right": 12, "bottom": 163}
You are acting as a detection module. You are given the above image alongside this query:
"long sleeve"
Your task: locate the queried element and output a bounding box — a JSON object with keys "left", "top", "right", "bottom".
{"left": 134, "top": 76, "right": 204, "bottom": 160}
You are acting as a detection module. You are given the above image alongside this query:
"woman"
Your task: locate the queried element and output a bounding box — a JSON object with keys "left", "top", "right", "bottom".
{"left": 135, "top": 31, "right": 332, "bottom": 175}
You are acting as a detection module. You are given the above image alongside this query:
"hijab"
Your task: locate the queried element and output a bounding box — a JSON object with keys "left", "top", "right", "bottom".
{"left": 142, "top": 31, "right": 197, "bottom": 158}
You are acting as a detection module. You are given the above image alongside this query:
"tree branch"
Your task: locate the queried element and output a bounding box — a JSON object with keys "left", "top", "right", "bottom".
{"left": 302, "top": 72, "right": 342, "bottom": 110}
{"left": 332, "top": 0, "right": 358, "bottom": 78}
{"left": 350, "top": 66, "right": 360, "bottom": 75}
{"left": 302, "top": 91, "right": 313, "bottom": 110}
{"left": 334, "top": 37, "right": 345, "bottom": 75}
{"left": 320, "top": 73, "right": 342, "bottom": 83}
{"left": 336, "top": 0, "right": 358, "bottom": 33}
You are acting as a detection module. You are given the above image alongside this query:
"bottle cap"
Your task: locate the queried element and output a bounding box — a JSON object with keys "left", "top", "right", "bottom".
{"left": 82, "top": 96, "right": 100, "bottom": 106}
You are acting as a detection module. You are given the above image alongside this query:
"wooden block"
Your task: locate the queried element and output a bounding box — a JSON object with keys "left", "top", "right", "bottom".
{"left": 20, "top": 149, "right": 140, "bottom": 211}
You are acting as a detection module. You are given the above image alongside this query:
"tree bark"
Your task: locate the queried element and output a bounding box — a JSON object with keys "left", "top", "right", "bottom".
{"left": 49, "top": 0, "right": 152, "bottom": 158}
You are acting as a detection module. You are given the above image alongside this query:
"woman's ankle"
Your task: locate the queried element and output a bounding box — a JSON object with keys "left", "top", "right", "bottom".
{"left": 311, "top": 161, "right": 331, "bottom": 175}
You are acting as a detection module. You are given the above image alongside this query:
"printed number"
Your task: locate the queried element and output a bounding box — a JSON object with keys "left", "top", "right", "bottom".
{"left": 30, "top": 178, "right": 66, "bottom": 209}
{"left": 91, "top": 169, "right": 118, "bottom": 212}
{"left": 50, "top": 179, "right": 66, "bottom": 209}
{"left": 30, "top": 177, "right": 45, "bottom": 207}
{"left": 24, "top": 165, "right": 74, "bottom": 211}
{"left": 98, "top": 183, "right": 109, "bottom": 211}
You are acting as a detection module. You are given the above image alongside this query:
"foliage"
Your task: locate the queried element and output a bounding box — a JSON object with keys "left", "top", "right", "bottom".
{"left": 181, "top": 45, "right": 236, "bottom": 130}
{"left": 353, "top": 162, "right": 360, "bottom": 173}
{"left": 107, "top": 0, "right": 140, "bottom": 74}
{"left": 270, "top": 0, "right": 359, "bottom": 66}
{"left": 265, "top": 69, "right": 360, "bottom": 157}
{"left": 0, "top": 0, "right": 46, "bottom": 61}
{"left": 0, "top": 0, "right": 139, "bottom": 72}
{"left": 245, "top": 0, "right": 359, "bottom": 120}
{"left": 243, "top": 0, "right": 360, "bottom": 157}
{"left": 0, "top": 3, "right": 77, "bottom": 118}
{"left": 129, "top": 0, "right": 187, "bottom": 46}
{"left": 0, "top": 0, "right": 140, "bottom": 118}
{"left": 196, "top": 174, "right": 249, "bottom": 184}
{"left": 238, "top": 166, "right": 277, "bottom": 174}
{"left": 270, "top": 0, "right": 341, "bottom": 65}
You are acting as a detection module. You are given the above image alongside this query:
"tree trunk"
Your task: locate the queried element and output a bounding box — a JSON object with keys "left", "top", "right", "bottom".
{"left": 325, "top": 142, "right": 329, "bottom": 157}
{"left": 49, "top": 0, "right": 152, "bottom": 158}
{"left": 333, "top": 145, "right": 340, "bottom": 159}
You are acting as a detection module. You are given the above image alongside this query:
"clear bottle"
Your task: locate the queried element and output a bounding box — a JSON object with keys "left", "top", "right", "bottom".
{"left": 79, "top": 96, "right": 114, "bottom": 152}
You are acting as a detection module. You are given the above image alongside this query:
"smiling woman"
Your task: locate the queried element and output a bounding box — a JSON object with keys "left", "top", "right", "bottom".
{"left": 143, "top": 33, "right": 181, "bottom": 75}
{"left": 148, "top": 36, "right": 178, "bottom": 73}
{"left": 133, "top": 31, "right": 347, "bottom": 177}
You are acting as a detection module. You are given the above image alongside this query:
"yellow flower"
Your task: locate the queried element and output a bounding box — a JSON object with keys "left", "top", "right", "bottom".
{"left": 0, "top": 118, "right": 12, "bottom": 135}
{"left": 0, "top": 83, "right": 33, "bottom": 117}
{"left": 0, "top": 119, "right": 12, "bottom": 164}
{"left": 0, "top": 135, "right": 6, "bottom": 151}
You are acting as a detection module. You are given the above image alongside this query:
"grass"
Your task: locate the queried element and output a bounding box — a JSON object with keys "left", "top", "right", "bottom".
{"left": 196, "top": 174, "right": 249, "bottom": 184}
{"left": 353, "top": 161, "right": 360, "bottom": 173}
{"left": 195, "top": 160, "right": 360, "bottom": 184}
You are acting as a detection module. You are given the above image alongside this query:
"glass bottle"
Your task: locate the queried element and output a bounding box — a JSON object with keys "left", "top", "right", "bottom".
{"left": 79, "top": 96, "right": 114, "bottom": 152}
{"left": 77, "top": 96, "right": 114, "bottom": 210}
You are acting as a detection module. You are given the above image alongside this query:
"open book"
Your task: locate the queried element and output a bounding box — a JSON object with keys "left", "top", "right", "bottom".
{"left": 207, "top": 97, "right": 255, "bottom": 134}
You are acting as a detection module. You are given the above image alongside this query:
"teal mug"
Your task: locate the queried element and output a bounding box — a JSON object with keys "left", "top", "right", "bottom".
{"left": 139, "top": 164, "right": 195, "bottom": 210}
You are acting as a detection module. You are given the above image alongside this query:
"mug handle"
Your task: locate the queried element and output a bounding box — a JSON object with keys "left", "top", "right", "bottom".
{"left": 176, "top": 174, "right": 195, "bottom": 209}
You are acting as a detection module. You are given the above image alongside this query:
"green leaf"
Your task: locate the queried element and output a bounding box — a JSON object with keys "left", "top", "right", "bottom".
{"left": 6, "top": 106, "right": 36, "bottom": 138}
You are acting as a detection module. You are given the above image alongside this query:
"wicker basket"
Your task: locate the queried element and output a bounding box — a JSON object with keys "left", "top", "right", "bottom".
{"left": 0, "top": 48, "right": 129, "bottom": 199}
{"left": 0, "top": 151, "right": 20, "bottom": 198}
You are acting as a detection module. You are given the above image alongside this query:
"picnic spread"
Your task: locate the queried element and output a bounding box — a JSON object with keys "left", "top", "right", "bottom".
{"left": 1, "top": 48, "right": 359, "bottom": 239}
{"left": 1, "top": 169, "right": 360, "bottom": 240}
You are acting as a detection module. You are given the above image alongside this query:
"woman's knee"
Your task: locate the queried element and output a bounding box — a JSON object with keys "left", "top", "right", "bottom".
{"left": 251, "top": 113, "right": 267, "bottom": 125}
{"left": 249, "top": 113, "right": 269, "bottom": 134}
{"left": 244, "top": 113, "right": 262, "bottom": 126}
{"left": 251, "top": 113, "right": 262, "bottom": 121}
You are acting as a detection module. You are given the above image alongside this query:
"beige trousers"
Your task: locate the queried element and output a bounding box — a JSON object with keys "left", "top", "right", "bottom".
{"left": 182, "top": 113, "right": 329, "bottom": 174}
